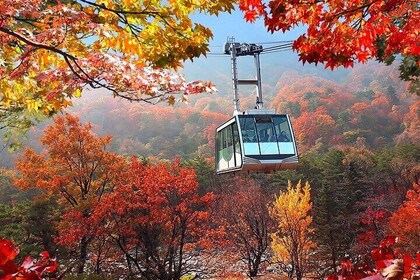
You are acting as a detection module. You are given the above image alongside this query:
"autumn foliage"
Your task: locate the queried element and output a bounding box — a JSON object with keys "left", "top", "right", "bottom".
{"left": 0, "top": 0, "right": 236, "bottom": 147}
{"left": 389, "top": 182, "right": 420, "bottom": 254}
{"left": 270, "top": 181, "right": 316, "bottom": 280}
{"left": 239, "top": 0, "right": 419, "bottom": 92}
{"left": 328, "top": 236, "right": 420, "bottom": 280}
{"left": 215, "top": 181, "right": 271, "bottom": 277}
{"left": 269, "top": 71, "right": 415, "bottom": 152}
{"left": 0, "top": 238, "right": 57, "bottom": 280}
{"left": 14, "top": 114, "right": 126, "bottom": 273}
{"left": 0, "top": 0, "right": 233, "bottom": 109}
{"left": 90, "top": 158, "right": 215, "bottom": 279}
{"left": 1, "top": 55, "right": 418, "bottom": 278}
{"left": 10, "top": 114, "right": 219, "bottom": 277}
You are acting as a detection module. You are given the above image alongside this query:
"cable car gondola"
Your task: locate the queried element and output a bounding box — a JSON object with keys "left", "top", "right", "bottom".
{"left": 215, "top": 38, "right": 299, "bottom": 174}
{"left": 216, "top": 110, "right": 298, "bottom": 174}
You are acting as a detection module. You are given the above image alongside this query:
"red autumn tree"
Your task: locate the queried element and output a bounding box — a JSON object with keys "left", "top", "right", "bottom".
{"left": 353, "top": 195, "right": 396, "bottom": 255}
{"left": 239, "top": 0, "right": 419, "bottom": 92}
{"left": 92, "top": 158, "right": 214, "bottom": 280}
{"left": 215, "top": 180, "right": 271, "bottom": 277}
{"left": 14, "top": 114, "right": 126, "bottom": 273}
{"left": 389, "top": 182, "right": 420, "bottom": 254}
{"left": 292, "top": 110, "right": 336, "bottom": 150}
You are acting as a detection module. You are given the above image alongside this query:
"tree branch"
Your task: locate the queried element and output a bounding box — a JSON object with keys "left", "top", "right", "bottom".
{"left": 0, "top": 26, "right": 76, "bottom": 60}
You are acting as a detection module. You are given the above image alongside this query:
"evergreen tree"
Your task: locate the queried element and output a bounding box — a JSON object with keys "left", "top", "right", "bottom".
{"left": 312, "top": 149, "right": 372, "bottom": 271}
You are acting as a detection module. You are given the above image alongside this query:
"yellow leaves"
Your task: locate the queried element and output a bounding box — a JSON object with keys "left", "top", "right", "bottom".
{"left": 26, "top": 100, "right": 41, "bottom": 112}
{"left": 73, "top": 88, "right": 82, "bottom": 98}
{"left": 38, "top": 52, "right": 51, "bottom": 68}
{"left": 270, "top": 181, "right": 316, "bottom": 265}
{"left": 118, "top": 37, "right": 140, "bottom": 55}
{"left": 1, "top": 74, "right": 72, "bottom": 117}
{"left": 35, "top": 50, "right": 61, "bottom": 70}
{"left": 98, "top": 29, "right": 142, "bottom": 56}
{"left": 271, "top": 180, "right": 312, "bottom": 225}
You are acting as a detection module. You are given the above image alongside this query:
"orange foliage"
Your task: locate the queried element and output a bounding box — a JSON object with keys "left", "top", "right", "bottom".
{"left": 268, "top": 71, "right": 413, "bottom": 151}
{"left": 389, "top": 182, "right": 420, "bottom": 254}
{"left": 293, "top": 112, "right": 336, "bottom": 150}
{"left": 14, "top": 113, "right": 125, "bottom": 204}
{"left": 91, "top": 158, "right": 215, "bottom": 279}
{"left": 351, "top": 102, "right": 370, "bottom": 115}
{"left": 396, "top": 101, "right": 420, "bottom": 144}
{"left": 13, "top": 114, "right": 126, "bottom": 272}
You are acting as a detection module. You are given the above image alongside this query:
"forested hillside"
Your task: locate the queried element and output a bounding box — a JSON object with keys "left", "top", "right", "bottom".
{"left": 1, "top": 61, "right": 419, "bottom": 279}
{"left": 1, "top": 62, "right": 417, "bottom": 166}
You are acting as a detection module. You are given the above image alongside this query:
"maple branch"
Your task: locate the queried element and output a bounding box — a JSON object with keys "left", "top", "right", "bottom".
{"left": 12, "top": 16, "right": 40, "bottom": 28}
{"left": 1, "top": 22, "right": 182, "bottom": 106}
{"left": 0, "top": 26, "right": 76, "bottom": 60}
{"left": 78, "top": 0, "right": 187, "bottom": 39}
{"left": 332, "top": 0, "right": 379, "bottom": 18}
{"left": 59, "top": 185, "right": 78, "bottom": 207}
{"left": 64, "top": 56, "right": 168, "bottom": 105}
{"left": 78, "top": 0, "right": 152, "bottom": 16}
{"left": 80, "top": 0, "right": 145, "bottom": 37}
{"left": 297, "top": 0, "right": 325, "bottom": 5}
{"left": 9, "top": 48, "right": 37, "bottom": 74}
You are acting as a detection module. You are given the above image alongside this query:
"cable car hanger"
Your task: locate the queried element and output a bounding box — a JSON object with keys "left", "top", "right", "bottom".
{"left": 224, "top": 37, "right": 265, "bottom": 114}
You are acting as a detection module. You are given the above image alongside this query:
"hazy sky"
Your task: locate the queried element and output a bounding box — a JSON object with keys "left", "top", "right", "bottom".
{"left": 182, "top": 8, "right": 307, "bottom": 87}
{"left": 191, "top": 8, "right": 304, "bottom": 48}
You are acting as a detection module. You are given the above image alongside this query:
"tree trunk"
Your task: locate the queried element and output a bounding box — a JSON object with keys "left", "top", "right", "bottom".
{"left": 296, "top": 268, "right": 303, "bottom": 280}
{"left": 249, "top": 255, "right": 261, "bottom": 277}
{"left": 329, "top": 229, "right": 337, "bottom": 272}
{"left": 77, "top": 236, "right": 89, "bottom": 274}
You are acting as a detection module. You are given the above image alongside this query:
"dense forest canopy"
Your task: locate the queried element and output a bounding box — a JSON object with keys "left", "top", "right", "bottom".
{"left": 1, "top": 61, "right": 417, "bottom": 167}
{"left": 1, "top": 58, "right": 419, "bottom": 279}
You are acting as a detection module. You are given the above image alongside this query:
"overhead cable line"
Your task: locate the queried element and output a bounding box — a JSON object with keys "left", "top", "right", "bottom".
{"left": 251, "top": 40, "right": 294, "bottom": 45}
{"left": 260, "top": 48, "right": 293, "bottom": 54}
{"left": 205, "top": 42, "right": 294, "bottom": 57}
{"left": 263, "top": 43, "right": 293, "bottom": 49}
{"left": 263, "top": 43, "right": 293, "bottom": 51}
{"left": 210, "top": 40, "right": 294, "bottom": 47}
{"left": 261, "top": 45, "right": 293, "bottom": 53}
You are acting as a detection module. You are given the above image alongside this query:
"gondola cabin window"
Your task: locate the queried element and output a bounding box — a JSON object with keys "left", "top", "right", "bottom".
{"left": 272, "top": 115, "right": 295, "bottom": 155}
{"left": 238, "top": 115, "right": 295, "bottom": 156}
{"left": 255, "top": 117, "right": 279, "bottom": 155}
{"left": 216, "top": 122, "right": 242, "bottom": 171}
{"left": 239, "top": 116, "right": 259, "bottom": 155}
